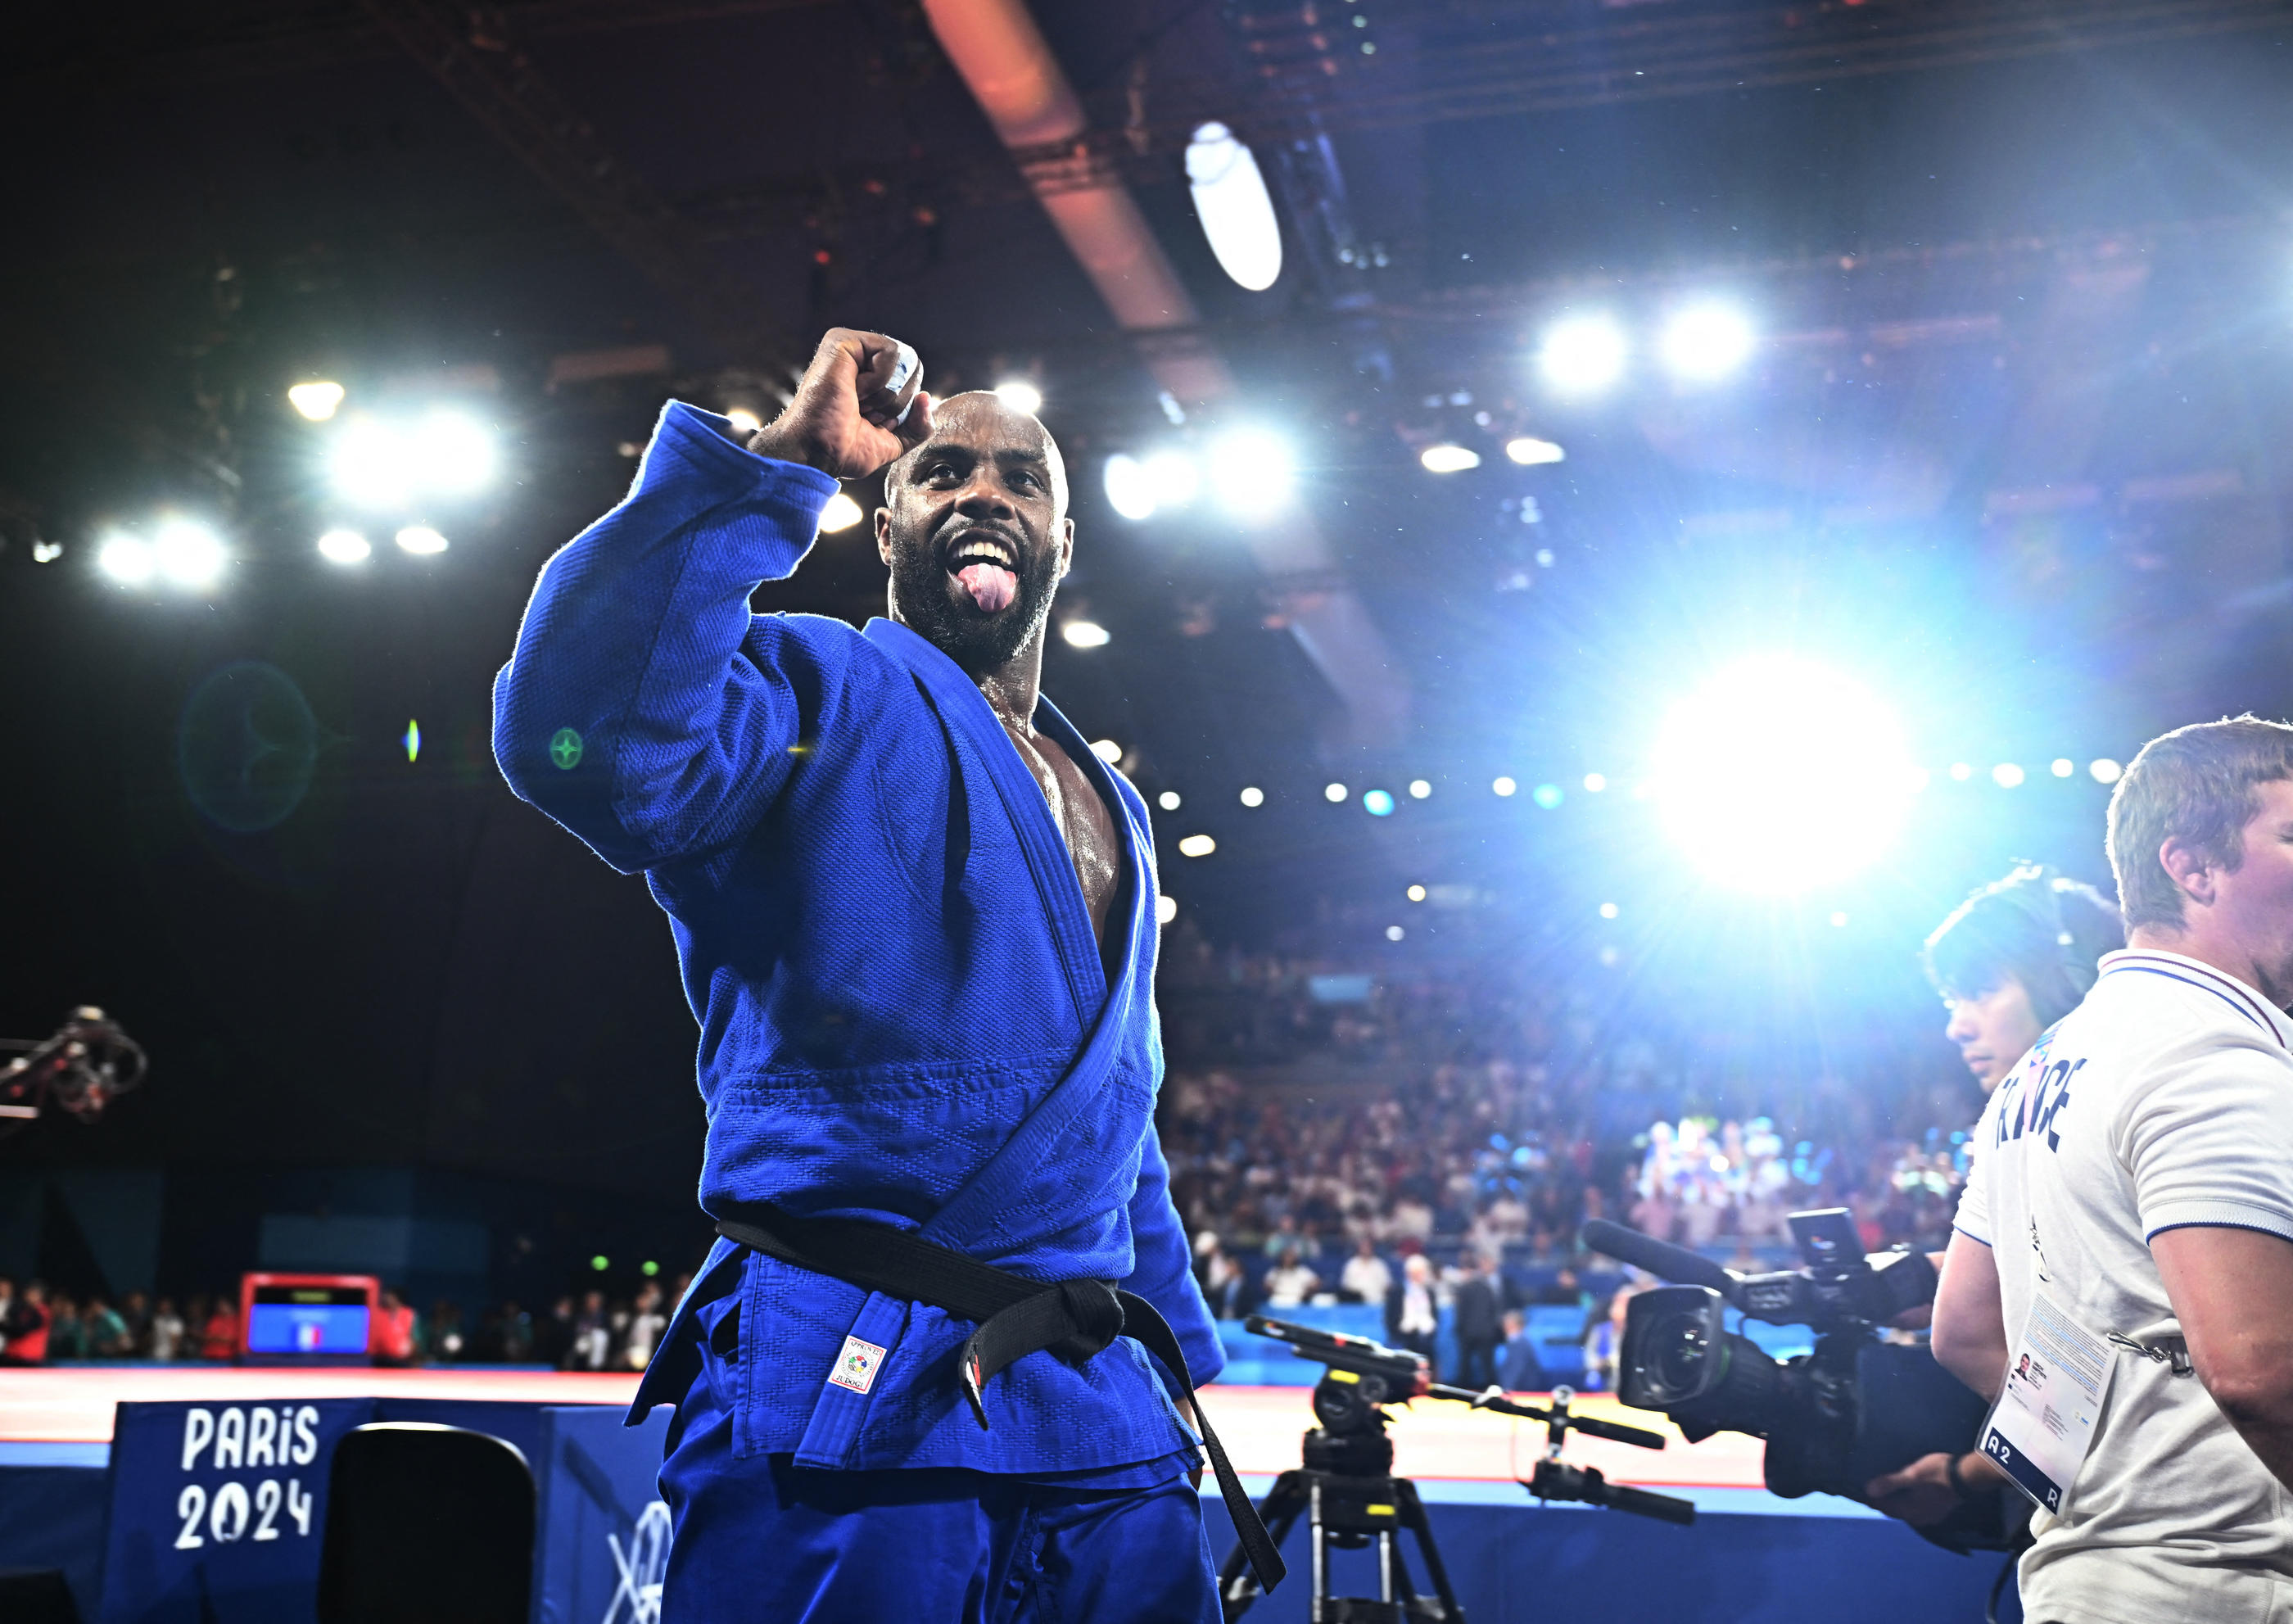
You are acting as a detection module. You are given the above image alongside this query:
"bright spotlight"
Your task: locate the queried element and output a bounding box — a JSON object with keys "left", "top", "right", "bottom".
{"left": 1406, "top": 884, "right": 1427, "bottom": 902}
{"left": 1186, "top": 122, "right": 1282, "bottom": 292}
{"left": 1325, "top": 782, "right": 1349, "bottom": 803}
{"left": 1420, "top": 443, "right": 1480, "bottom": 473}
{"left": 288, "top": 380, "right": 346, "bottom": 421}
{"left": 1491, "top": 776, "right": 1517, "bottom": 798}
{"left": 1992, "top": 762, "right": 2026, "bottom": 788}
{"left": 1408, "top": 779, "right": 1431, "bottom": 799}
{"left": 1660, "top": 303, "right": 1756, "bottom": 382}
{"left": 1599, "top": 902, "right": 1620, "bottom": 920}
{"left": 1583, "top": 772, "right": 1608, "bottom": 792}
{"left": 819, "top": 492, "right": 864, "bottom": 533}
{"left": 1532, "top": 783, "right": 1564, "bottom": 809}
{"left": 1061, "top": 619, "right": 1111, "bottom": 649}
{"left": 317, "top": 529, "right": 371, "bottom": 565}
{"left": 1829, "top": 911, "right": 1850, "bottom": 928}
{"left": 97, "top": 534, "right": 152, "bottom": 586}
{"left": 152, "top": 518, "right": 226, "bottom": 587}
{"left": 1652, "top": 656, "right": 1916, "bottom": 893}
{"left": 1240, "top": 786, "right": 1265, "bottom": 807}
{"left": 1091, "top": 739, "right": 1124, "bottom": 763}
{"left": 2051, "top": 758, "right": 2074, "bottom": 778}
{"left": 1208, "top": 428, "right": 1294, "bottom": 520}
{"left": 1158, "top": 791, "right": 1182, "bottom": 811}
{"left": 2090, "top": 758, "right": 2123, "bottom": 784}
{"left": 1178, "top": 833, "right": 1217, "bottom": 857}
{"left": 1504, "top": 436, "right": 1567, "bottom": 466}
{"left": 993, "top": 380, "right": 1042, "bottom": 416}
{"left": 1949, "top": 762, "right": 1973, "bottom": 781}
{"left": 395, "top": 525, "right": 449, "bottom": 555}
{"left": 1363, "top": 789, "right": 1395, "bottom": 816}
{"left": 725, "top": 408, "right": 764, "bottom": 437}
{"left": 1537, "top": 315, "right": 1628, "bottom": 395}
{"left": 415, "top": 410, "right": 495, "bottom": 495}
{"left": 330, "top": 420, "right": 413, "bottom": 508}
{"left": 1156, "top": 893, "right": 1178, "bottom": 925}
{"left": 1385, "top": 925, "right": 1405, "bottom": 942}
{"left": 1104, "top": 454, "right": 1157, "bottom": 522}
{"left": 1144, "top": 451, "right": 1201, "bottom": 508}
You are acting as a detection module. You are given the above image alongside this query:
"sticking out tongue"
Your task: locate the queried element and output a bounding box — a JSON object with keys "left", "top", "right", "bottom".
{"left": 955, "top": 562, "right": 1017, "bottom": 613}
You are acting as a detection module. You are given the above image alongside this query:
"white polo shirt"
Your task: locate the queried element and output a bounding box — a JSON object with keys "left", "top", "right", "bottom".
{"left": 1958, "top": 948, "right": 2293, "bottom": 1624}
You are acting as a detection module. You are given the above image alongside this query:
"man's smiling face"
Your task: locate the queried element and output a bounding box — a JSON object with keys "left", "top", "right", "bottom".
{"left": 878, "top": 392, "right": 1072, "bottom": 674}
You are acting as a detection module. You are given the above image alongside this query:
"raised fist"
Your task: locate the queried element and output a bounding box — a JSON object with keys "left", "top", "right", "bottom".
{"left": 749, "top": 328, "right": 934, "bottom": 482}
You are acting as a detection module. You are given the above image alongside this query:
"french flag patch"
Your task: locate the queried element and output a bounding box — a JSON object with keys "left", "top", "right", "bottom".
{"left": 829, "top": 1334, "right": 888, "bottom": 1395}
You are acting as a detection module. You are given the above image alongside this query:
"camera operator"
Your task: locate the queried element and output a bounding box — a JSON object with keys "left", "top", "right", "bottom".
{"left": 1865, "top": 865, "right": 2124, "bottom": 1526}
{"left": 1933, "top": 719, "right": 2293, "bottom": 1621}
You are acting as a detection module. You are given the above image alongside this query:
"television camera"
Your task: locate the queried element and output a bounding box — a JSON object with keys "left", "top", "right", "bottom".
{"left": 1584, "top": 1210, "right": 2011, "bottom": 1552}
{"left": 0, "top": 1007, "right": 145, "bottom": 1139}
{"left": 1218, "top": 1314, "right": 1692, "bottom": 1623}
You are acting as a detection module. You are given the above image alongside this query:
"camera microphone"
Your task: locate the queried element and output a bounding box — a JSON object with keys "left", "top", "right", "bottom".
{"left": 1579, "top": 1219, "right": 1740, "bottom": 1296}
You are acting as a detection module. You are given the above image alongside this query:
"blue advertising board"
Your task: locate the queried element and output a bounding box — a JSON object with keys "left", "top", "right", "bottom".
{"left": 93, "top": 1398, "right": 673, "bottom": 1624}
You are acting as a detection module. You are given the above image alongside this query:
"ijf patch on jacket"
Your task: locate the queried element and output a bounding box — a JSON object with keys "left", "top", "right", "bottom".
{"left": 829, "top": 1335, "right": 888, "bottom": 1395}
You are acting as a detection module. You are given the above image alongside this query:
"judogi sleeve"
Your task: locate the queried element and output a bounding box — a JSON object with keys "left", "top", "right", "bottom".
{"left": 492, "top": 401, "right": 839, "bottom": 871}
{"left": 2123, "top": 1038, "right": 2293, "bottom": 1244}
{"left": 1120, "top": 1127, "right": 1226, "bottom": 1388}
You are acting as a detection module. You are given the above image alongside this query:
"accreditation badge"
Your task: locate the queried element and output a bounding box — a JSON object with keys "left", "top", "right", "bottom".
{"left": 1979, "top": 1287, "right": 2115, "bottom": 1516}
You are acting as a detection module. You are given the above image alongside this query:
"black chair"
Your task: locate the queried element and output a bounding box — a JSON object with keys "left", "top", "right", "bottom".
{"left": 317, "top": 1423, "right": 535, "bottom": 1624}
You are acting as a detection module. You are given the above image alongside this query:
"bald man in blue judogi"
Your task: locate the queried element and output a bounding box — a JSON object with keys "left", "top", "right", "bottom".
{"left": 494, "top": 330, "right": 1228, "bottom": 1622}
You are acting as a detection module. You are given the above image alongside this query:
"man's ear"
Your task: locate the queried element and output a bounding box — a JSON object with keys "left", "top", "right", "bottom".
{"left": 875, "top": 503, "right": 893, "bottom": 568}
{"left": 1056, "top": 516, "right": 1076, "bottom": 580}
{"left": 2159, "top": 836, "right": 2218, "bottom": 908}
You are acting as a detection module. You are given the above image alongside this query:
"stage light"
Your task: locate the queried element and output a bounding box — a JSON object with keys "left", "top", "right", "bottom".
{"left": 642, "top": 1260, "right": 660, "bottom": 1277}
{"left": 330, "top": 420, "right": 414, "bottom": 507}
{"left": 1104, "top": 454, "right": 1156, "bottom": 521}
{"left": 725, "top": 409, "right": 764, "bottom": 437}
{"left": 1992, "top": 762, "right": 2026, "bottom": 788}
{"left": 1363, "top": 789, "right": 1395, "bottom": 816}
{"left": 1061, "top": 619, "right": 1111, "bottom": 649}
{"left": 1240, "top": 786, "right": 1265, "bottom": 807}
{"left": 152, "top": 518, "right": 225, "bottom": 587}
{"left": 2051, "top": 758, "right": 2074, "bottom": 778}
{"left": 288, "top": 380, "right": 346, "bottom": 422}
{"left": 1092, "top": 739, "right": 1124, "bottom": 763}
{"left": 1421, "top": 443, "right": 1480, "bottom": 473}
{"left": 1492, "top": 776, "right": 1517, "bottom": 797}
{"left": 1407, "top": 884, "right": 1427, "bottom": 902}
{"left": 1386, "top": 925, "right": 1405, "bottom": 942}
{"left": 404, "top": 720, "right": 421, "bottom": 763}
{"left": 1504, "top": 436, "right": 1567, "bottom": 466}
{"left": 1532, "top": 783, "right": 1564, "bottom": 809}
{"left": 1408, "top": 779, "right": 1431, "bottom": 798}
{"left": 993, "top": 380, "right": 1042, "bottom": 416}
{"left": 317, "top": 529, "right": 371, "bottom": 565}
{"left": 395, "top": 526, "right": 448, "bottom": 555}
{"left": 1949, "top": 762, "right": 1973, "bottom": 781}
{"left": 1652, "top": 655, "right": 1916, "bottom": 893}
{"left": 1583, "top": 772, "right": 1608, "bottom": 792}
{"left": 590, "top": 1255, "right": 608, "bottom": 1271}
{"left": 1158, "top": 791, "right": 1182, "bottom": 811}
{"left": 2091, "top": 758, "right": 2123, "bottom": 784}
{"left": 1156, "top": 893, "right": 1179, "bottom": 925}
{"left": 1599, "top": 902, "right": 1620, "bottom": 920}
{"left": 1185, "top": 121, "right": 1283, "bottom": 292}
{"left": 1829, "top": 912, "right": 1850, "bottom": 928}
{"left": 414, "top": 410, "right": 495, "bottom": 495}
{"left": 97, "top": 533, "right": 152, "bottom": 586}
{"left": 1207, "top": 427, "right": 1295, "bottom": 520}
{"left": 1538, "top": 315, "right": 1628, "bottom": 395}
{"left": 1660, "top": 303, "right": 1756, "bottom": 382}
{"left": 1178, "top": 833, "right": 1217, "bottom": 857}
{"left": 819, "top": 492, "right": 864, "bottom": 532}
{"left": 1325, "top": 782, "right": 1350, "bottom": 803}
{"left": 1144, "top": 451, "right": 1201, "bottom": 508}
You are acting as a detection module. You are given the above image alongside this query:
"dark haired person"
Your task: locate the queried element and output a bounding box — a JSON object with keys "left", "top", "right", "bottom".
{"left": 1865, "top": 866, "right": 2124, "bottom": 1527}
{"left": 495, "top": 331, "right": 1244, "bottom": 1620}
{"left": 1934, "top": 717, "right": 2293, "bottom": 1620}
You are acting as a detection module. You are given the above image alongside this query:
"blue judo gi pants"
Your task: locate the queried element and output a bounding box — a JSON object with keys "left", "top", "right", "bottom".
{"left": 657, "top": 1332, "right": 1223, "bottom": 1623}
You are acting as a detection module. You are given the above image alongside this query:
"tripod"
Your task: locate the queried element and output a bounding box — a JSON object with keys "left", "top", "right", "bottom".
{"left": 1217, "top": 1316, "right": 1697, "bottom": 1624}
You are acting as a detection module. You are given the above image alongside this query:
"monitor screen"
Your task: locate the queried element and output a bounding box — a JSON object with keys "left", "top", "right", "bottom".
{"left": 245, "top": 1283, "right": 373, "bottom": 1355}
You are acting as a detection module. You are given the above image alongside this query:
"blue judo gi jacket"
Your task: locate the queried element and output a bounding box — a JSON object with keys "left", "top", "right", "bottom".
{"left": 493, "top": 401, "right": 1222, "bottom": 1478}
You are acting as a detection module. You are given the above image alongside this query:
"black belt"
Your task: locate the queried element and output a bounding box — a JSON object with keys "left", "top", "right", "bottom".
{"left": 712, "top": 1202, "right": 1284, "bottom": 1595}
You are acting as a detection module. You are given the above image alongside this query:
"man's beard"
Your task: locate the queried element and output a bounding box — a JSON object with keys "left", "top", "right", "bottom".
{"left": 889, "top": 531, "right": 1061, "bottom": 673}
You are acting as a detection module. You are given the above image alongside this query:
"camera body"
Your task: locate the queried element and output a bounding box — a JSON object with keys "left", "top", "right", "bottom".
{"left": 1599, "top": 1209, "right": 2007, "bottom": 1551}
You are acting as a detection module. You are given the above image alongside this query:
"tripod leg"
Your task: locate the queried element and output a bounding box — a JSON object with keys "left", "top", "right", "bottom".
{"left": 1220, "top": 1472, "right": 1307, "bottom": 1623}
{"left": 1395, "top": 1480, "right": 1467, "bottom": 1624}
